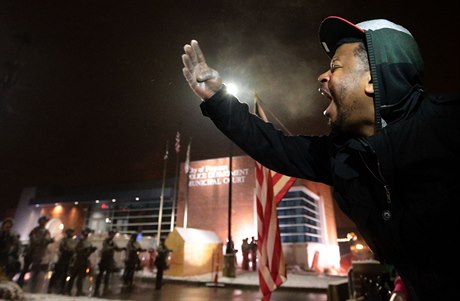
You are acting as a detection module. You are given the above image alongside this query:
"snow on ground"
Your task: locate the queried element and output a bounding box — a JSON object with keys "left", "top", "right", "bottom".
{"left": 23, "top": 294, "right": 127, "bottom": 301}
{"left": 139, "top": 269, "right": 346, "bottom": 290}
{"left": 1, "top": 268, "right": 346, "bottom": 300}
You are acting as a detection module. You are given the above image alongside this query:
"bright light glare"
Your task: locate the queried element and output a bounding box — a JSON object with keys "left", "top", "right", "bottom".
{"left": 355, "top": 243, "right": 364, "bottom": 250}
{"left": 226, "top": 83, "right": 239, "bottom": 96}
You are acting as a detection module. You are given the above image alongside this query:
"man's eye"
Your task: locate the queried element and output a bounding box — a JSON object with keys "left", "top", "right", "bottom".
{"left": 331, "top": 64, "right": 340, "bottom": 71}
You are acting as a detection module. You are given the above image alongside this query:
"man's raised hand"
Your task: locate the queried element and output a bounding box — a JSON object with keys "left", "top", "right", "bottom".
{"left": 182, "top": 40, "right": 222, "bottom": 100}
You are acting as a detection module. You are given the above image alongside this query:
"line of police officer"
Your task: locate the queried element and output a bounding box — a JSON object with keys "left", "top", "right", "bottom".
{"left": 0, "top": 216, "right": 164, "bottom": 297}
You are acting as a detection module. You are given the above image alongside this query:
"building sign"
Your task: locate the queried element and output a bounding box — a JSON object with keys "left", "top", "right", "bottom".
{"left": 188, "top": 165, "right": 249, "bottom": 187}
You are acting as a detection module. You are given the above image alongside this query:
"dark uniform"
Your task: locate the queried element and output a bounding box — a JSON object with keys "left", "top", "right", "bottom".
{"left": 241, "top": 238, "right": 250, "bottom": 271}
{"left": 94, "top": 230, "right": 124, "bottom": 296}
{"left": 0, "top": 218, "right": 21, "bottom": 280}
{"left": 154, "top": 238, "right": 171, "bottom": 290}
{"left": 17, "top": 216, "right": 54, "bottom": 290}
{"left": 66, "top": 228, "right": 96, "bottom": 296}
{"left": 122, "top": 233, "right": 145, "bottom": 289}
{"left": 249, "top": 237, "right": 257, "bottom": 271}
{"left": 48, "top": 228, "right": 76, "bottom": 294}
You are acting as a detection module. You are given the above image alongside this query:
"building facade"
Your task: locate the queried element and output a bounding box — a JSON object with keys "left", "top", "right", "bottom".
{"left": 13, "top": 155, "right": 342, "bottom": 272}
{"left": 174, "top": 155, "right": 340, "bottom": 271}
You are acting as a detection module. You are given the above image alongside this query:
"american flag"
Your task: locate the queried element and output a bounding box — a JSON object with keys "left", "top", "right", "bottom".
{"left": 175, "top": 131, "right": 181, "bottom": 154}
{"left": 254, "top": 94, "right": 296, "bottom": 301}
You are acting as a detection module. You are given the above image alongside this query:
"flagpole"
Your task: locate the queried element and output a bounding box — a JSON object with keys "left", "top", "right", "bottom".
{"left": 226, "top": 142, "right": 234, "bottom": 254}
{"left": 184, "top": 169, "right": 190, "bottom": 229}
{"left": 170, "top": 132, "right": 181, "bottom": 232}
{"left": 183, "top": 137, "right": 192, "bottom": 229}
{"left": 170, "top": 153, "right": 179, "bottom": 232}
{"left": 223, "top": 140, "right": 236, "bottom": 278}
{"left": 254, "top": 93, "right": 292, "bottom": 135}
{"left": 157, "top": 140, "right": 169, "bottom": 246}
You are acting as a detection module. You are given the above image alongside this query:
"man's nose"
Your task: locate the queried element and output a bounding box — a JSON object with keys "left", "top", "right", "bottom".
{"left": 317, "top": 70, "right": 330, "bottom": 83}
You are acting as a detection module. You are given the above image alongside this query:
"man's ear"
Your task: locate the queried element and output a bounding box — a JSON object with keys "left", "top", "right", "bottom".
{"left": 365, "top": 72, "right": 374, "bottom": 94}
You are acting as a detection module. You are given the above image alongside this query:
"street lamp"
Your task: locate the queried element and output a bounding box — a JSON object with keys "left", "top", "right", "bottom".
{"left": 225, "top": 82, "right": 239, "bottom": 96}
{"left": 222, "top": 81, "right": 241, "bottom": 278}
{"left": 226, "top": 142, "right": 234, "bottom": 255}
{"left": 223, "top": 130, "right": 236, "bottom": 277}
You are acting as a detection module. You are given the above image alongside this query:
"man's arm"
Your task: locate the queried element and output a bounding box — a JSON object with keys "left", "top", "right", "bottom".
{"left": 202, "top": 88, "right": 332, "bottom": 182}
{"left": 181, "top": 40, "right": 332, "bottom": 183}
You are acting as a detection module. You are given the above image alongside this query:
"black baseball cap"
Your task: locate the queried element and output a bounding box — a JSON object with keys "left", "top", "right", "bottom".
{"left": 319, "top": 16, "right": 365, "bottom": 57}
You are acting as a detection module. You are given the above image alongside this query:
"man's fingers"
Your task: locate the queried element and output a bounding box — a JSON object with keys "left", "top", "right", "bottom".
{"left": 184, "top": 41, "right": 198, "bottom": 66}
{"left": 182, "top": 67, "right": 192, "bottom": 82}
{"left": 182, "top": 68, "right": 197, "bottom": 89}
{"left": 191, "top": 40, "right": 206, "bottom": 64}
{"left": 182, "top": 54, "right": 193, "bottom": 72}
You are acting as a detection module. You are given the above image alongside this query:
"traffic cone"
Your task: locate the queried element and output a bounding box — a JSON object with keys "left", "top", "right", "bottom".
{"left": 311, "top": 250, "right": 321, "bottom": 272}
{"left": 205, "top": 250, "right": 225, "bottom": 287}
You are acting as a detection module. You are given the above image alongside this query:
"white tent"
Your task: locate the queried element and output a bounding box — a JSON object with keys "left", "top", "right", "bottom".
{"left": 166, "top": 227, "right": 223, "bottom": 277}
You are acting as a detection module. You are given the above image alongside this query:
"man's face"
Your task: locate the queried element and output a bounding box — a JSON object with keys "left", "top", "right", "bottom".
{"left": 318, "top": 43, "right": 375, "bottom": 136}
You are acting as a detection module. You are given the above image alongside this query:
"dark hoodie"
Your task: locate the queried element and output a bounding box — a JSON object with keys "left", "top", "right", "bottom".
{"left": 199, "top": 19, "right": 460, "bottom": 301}
{"left": 363, "top": 22, "right": 460, "bottom": 301}
{"left": 365, "top": 24, "right": 424, "bottom": 129}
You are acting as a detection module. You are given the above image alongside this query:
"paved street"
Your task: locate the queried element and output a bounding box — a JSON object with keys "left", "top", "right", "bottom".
{"left": 26, "top": 283, "right": 327, "bottom": 301}
{"left": 103, "top": 281, "right": 326, "bottom": 301}
{"left": 18, "top": 270, "right": 330, "bottom": 301}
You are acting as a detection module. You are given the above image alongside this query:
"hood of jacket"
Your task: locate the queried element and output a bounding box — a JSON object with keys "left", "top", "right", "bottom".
{"left": 363, "top": 22, "right": 425, "bottom": 129}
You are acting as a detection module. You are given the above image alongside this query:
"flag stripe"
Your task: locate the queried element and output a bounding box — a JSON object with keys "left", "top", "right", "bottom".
{"left": 254, "top": 95, "right": 295, "bottom": 301}
{"left": 256, "top": 161, "right": 295, "bottom": 301}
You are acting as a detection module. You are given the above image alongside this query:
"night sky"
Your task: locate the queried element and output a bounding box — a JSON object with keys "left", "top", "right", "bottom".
{"left": 0, "top": 0, "right": 458, "bottom": 216}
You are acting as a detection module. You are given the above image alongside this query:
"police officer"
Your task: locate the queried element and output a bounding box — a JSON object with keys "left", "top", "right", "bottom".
{"left": 94, "top": 229, "right": 125, "bottom": 297}
{"left": 249, "top": 236, "right": 257, "bottom": 271}
{"left": 66, "top": 228, "right": 96, "bottom": 296}
{"left": 48, "top": 228, "right": 76, "bottom": 294}
{"left": 154, "top": 238, "right": 171, "bottom": 290}
{"left": 241, "top": 238, "right": 250, "bottom": 271}
{"left": 0, "top": 218, "right": 20, "bottom": 280}
{"left": 17, "top": 215, "right": 54, "bottom": 290}
{"left": 122, "top": 232, "right": 145, "bottom": 290}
